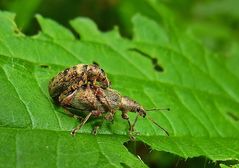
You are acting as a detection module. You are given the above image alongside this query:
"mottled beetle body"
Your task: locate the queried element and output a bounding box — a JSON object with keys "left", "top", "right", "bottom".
{"left": 49, "top": 64, "right": 169, "bottom": 139}
{"left": 59, "top": 86, "right": 168, "bottom": 139}
{"left": 63, "top": 87, "right": 121, "bottom": 115}
{"left": 61, "top": 86, "right": 146, "bottom": 119}
{"left": 48, "top": 64, "right": 110, "bottom": 103}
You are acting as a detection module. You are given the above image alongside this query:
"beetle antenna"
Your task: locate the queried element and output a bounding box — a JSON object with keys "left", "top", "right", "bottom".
{"left": 146, "top": 108, "right": 170, "bottom": 111}
{"left": 147, "top": 116, "right": 169, "bottom": 136}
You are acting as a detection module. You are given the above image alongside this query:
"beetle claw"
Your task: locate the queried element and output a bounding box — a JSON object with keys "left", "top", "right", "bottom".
{"left": 92, "top": 126, "right": 99, "bottom": 135}
{"left": 71, "top": 129, "right": 77, "bottom": 136}
{"left": 128, "top": 130, "right": 140, "bottom": 141}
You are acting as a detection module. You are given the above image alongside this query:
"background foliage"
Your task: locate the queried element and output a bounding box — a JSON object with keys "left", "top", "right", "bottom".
{"left": 0, "top": 0, "right": 239, "bottom": 168}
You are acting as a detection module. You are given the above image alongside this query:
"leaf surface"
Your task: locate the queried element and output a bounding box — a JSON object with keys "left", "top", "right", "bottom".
{"left": 0, "top": 11, "right": 239, "bottom": 167}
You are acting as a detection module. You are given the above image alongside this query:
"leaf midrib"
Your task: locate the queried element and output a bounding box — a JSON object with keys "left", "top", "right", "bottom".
{"left": 2, "top": 127, "right": 239, "bottom": 140}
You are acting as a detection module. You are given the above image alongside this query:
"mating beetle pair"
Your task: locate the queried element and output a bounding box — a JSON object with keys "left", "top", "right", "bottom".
{"left": 48, "top": 64, "right": 169, "bottom": 139}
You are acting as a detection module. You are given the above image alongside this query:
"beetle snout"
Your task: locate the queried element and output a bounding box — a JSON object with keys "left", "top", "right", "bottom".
{"left": 141, "top": 111, "right": 146, "bottom": 118}
{"left": 138, "top": 107, "right": 146, "bottom": 118}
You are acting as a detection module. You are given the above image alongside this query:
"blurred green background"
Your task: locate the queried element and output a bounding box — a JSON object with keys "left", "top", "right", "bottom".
{"left": 0, "top": 0, "right": 238, "bottom": 167}
{"left": 1, "top": 0, "right": 239, "bottom": 56}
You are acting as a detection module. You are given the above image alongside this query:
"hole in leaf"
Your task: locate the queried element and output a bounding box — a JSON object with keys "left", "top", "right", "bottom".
{"left": 40, "top": 64, "right": 49, "bottom": 68}
{"left": 128, "top": 48, "right": 164, "bottom": 72}
{"left": 227, "top": 112, "right": 239, "bottom": 121}
{"left": 123, "top": 140, "right": 235, "bottom": 168}
{"left": 120, "top": 162, "right": 131, "bottom": 168}
{"left": 152, "top": 58, "right": 163, "bottom": 72}
{"left": 92, "top": 61, "right": 100, "bottom": 66}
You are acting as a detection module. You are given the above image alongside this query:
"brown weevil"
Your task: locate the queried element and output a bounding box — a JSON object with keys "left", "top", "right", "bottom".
{"left": 49, "top": 64, "right": 169, "bottom": 140}
{"left": 59, "top": 85, "right": 169, "bottom": 140}
{"left": 48, "top": 64, "right": 110, "bottom": 103}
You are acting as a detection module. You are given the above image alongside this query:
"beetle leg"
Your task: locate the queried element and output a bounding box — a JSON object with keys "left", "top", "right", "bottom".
{"left": 131, "top": 114, "right": 140, "bottom": 132}
{"left": 92, "top": 109, "right": 116, "bottom": 135}
{"left": 121, "top": 111, "right": 131, "bottom": 127}
{"left": 91, "top": 109, "right": 104, "bottom": 135}
{"left": 121, "top": 111, "right": 140, "bottom": 140}
{"left": 71, "top": 112, "right": 92, "bottom": 136}
{"left": 121, "top": 112, "right": 133, "bottom": 132}
{"left": 92, "top": 125, "right": 100, "bottom": 135}
{"left": 60, "top": 90, "right": 77, "bottom": 106}
{"left": 104, "top": 111, "right": 115, "bottom": 123}
{"left": 92, "top": 119, "right": 105, "bottom": 135}
{"left": 91, "top": 110, "right": 103, "bottom": 117}
{"left": 84, "top": 86, "right": 98, "bottom": 109}
{"left": 93, "top": 86, "right": 113, "bottom": 113}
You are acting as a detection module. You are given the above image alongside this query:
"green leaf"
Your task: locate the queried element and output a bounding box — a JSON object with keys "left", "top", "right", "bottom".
{"left": 0, "top": 10, "right": 239, "bottom": 167}
{"left": 220, "top": 163, "right": 239, "bottom": 168}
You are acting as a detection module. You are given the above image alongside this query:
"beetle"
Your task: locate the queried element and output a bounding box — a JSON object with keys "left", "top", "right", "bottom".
{"left": 48, "top": 64, "right": 110, "bottom": 103}
{"left": 59, "top": 85, "right": 169, "bottom": 140}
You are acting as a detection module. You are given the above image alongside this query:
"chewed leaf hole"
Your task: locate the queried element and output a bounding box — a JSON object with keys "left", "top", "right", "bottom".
{"left": 92, "top": 61, "right": 100, "bottom": 66}
{"left": 128, "top": 48, "right": 164, "bottom": 72}
{"left": 151, "top": 58, "right": 163, "bottom": 71}
{"left": 40, "top": 64, "right": 49, "bottom": 68}
{"left": 120, "top": 162, "right": 131, "bottom": 168}
{"left": 227, "top": 112, "right": 239, "bottom": 121}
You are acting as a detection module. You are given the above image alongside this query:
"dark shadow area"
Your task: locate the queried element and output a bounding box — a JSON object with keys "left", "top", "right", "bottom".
{"left": 28, "top": 15, "right": 81, "bottom": 39}
{"left": 124, "top": 140, "right": 238, "bottom": 168}
{"left": 128, "top": 48, "right": 164, "bottom": 72}
{"left": 0, "top": 0, "right": 121, "bottom": 36}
